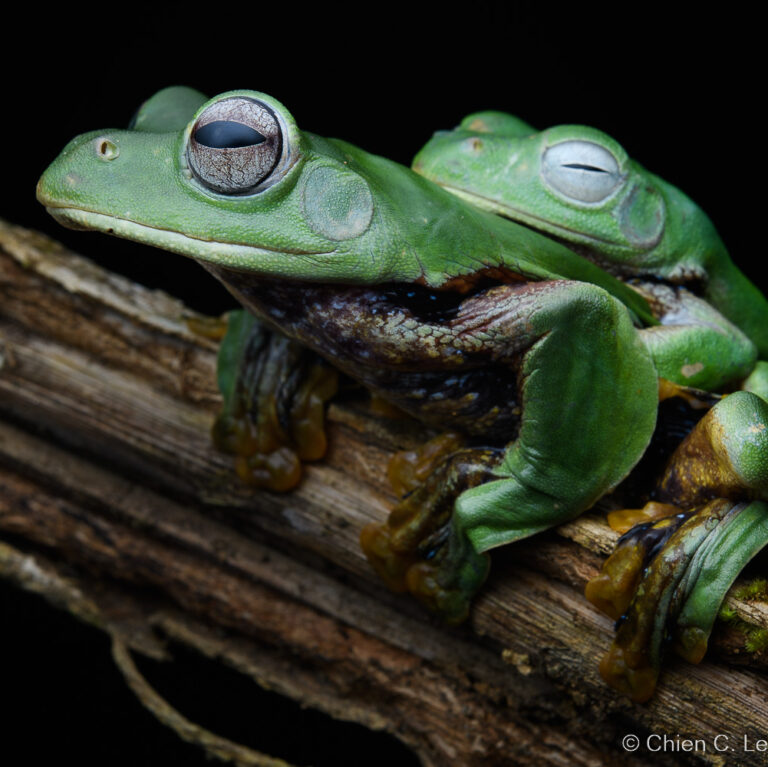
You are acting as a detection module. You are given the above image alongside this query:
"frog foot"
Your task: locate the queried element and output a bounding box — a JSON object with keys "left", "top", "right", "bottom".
{"left": 606, "top": 501, "right": 683, "bottom": 535}
{"left": 387, "top": 431, "right": 465, "bottom": 497}
{"left": 404, "top": 537, "right": 491, "bottom": 625}
{"left": 587, "top": 499, "right": 768, "bottom": 702}
{"left": 212, "top": 311, "right": 338, "bottom": 491}
{"left": 361, "top": 521, "right": 490, "bottom": 625}
{"left": 361, "top": 445, "right": 499, "bottom": 624}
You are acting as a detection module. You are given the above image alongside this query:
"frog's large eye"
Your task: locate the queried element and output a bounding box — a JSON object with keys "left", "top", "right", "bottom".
{"left": 187, "top": 97, "right": 283, "bottom": 194}
{"left": 541, "top": 141, "right": 622, "bottom": 203}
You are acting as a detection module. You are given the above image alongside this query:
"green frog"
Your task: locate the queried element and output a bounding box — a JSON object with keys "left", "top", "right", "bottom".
{"left": 37, "top": 87, "right": 768, "bottom": 702}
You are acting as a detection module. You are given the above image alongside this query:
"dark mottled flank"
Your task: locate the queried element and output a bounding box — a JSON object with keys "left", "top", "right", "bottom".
{"left": 209, "top": 269, "right": 525, "bottom": 441}
{"left": 206, "top": 263, "right": 521, "bottom": 625}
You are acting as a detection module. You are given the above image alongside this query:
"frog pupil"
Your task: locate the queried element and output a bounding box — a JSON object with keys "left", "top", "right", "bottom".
{"left": 194, "top": 120, "right": 266, "bottom": 149}
{"left": 562, "top": 163, "right": 609, "bottom": 173}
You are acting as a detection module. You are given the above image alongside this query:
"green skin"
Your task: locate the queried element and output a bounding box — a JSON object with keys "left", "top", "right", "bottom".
{"left": 37, "top": 88, "right": 768, "bottom": 695}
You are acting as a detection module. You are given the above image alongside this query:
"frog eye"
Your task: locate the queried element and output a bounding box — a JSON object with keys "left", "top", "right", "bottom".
{"left": 187, "top": 97, "right": 283, "bottom": 194}
{"left": 541, "top": 140, "right": 622, "bottom": 203}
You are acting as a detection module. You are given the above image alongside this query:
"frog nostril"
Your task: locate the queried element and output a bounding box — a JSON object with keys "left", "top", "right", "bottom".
{"left": 463, "top": 137, "right": 484, "bottom": 153}
{"left": 95, "top": 137, "right": 119, "bottom": 161}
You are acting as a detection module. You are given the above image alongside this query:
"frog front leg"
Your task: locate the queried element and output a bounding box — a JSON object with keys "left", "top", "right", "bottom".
{"left": 587, "top": 391, "right": 768, "bottom": 701}
{"left": 363, "top": 281, "right": 658, "bottom": 622}
{"left": 635, "top": 282, "right": 757, "bottom": 392}
{"left": 213, "top": 310, "right": 338, "bottom": 491}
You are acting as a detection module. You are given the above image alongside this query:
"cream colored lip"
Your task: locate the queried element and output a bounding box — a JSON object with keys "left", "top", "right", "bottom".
{"left": 44, "top": 206, "right": 334, "bottom": 272}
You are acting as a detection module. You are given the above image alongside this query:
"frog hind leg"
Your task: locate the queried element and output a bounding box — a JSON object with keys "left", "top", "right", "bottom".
{"left": 365, "top": 281, "right": 659, "bottom": 623}
{"left": 587, "top": 390, "right": 768, "bottom": 701}
{"left": 212, "top": 310, "right": 338, "bottom": 491}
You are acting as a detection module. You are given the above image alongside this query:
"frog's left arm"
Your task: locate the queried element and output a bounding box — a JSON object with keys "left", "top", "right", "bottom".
{"left": 636, "top": 283, "right": 757, "bottom": 391}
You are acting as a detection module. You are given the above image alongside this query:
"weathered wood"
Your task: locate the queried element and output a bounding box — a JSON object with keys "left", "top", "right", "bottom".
{"left": 1, "top": 219, "right": 767, "bottom": 766}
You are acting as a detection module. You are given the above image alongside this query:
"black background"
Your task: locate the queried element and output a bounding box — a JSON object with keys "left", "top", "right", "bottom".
{"left": 3, "top": 4, "right": 763, "bottom": 765}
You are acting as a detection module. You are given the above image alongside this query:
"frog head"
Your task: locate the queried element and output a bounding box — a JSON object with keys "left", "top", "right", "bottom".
{"left": 413, "top": 113, "right": 724, "bottom": 281}
{"left": 38, "top": 88, "right": 507, "bottom": 289}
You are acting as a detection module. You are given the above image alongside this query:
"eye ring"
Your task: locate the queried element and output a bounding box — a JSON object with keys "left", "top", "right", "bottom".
{"left": 187, "top": 97, "right": 284, "bottom": 194}
{"left": 541, "top": 140, "right": 623, "bottom": 203}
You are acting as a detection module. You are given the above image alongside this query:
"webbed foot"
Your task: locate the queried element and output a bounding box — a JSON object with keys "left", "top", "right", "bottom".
{"left": 588, "top": 391, "right": 768, "bottom": 701}
{"left": 212, "top": 311, "right": 338, "bottom": 491}
{"left": 361, "top": 440, "right": 499, "bottom": 624}
{"left": 588, "top": 499, "right": 768, "bottom": 702}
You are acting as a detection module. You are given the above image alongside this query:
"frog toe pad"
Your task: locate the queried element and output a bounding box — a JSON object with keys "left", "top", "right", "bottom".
{"left": 361, "top": 520, "right": 489, "bottom": 625}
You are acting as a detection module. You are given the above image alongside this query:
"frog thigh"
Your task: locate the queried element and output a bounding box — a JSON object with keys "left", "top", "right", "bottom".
{"left": 657, "top": 389, "right": 768, "bottom": 506}
{"left": 455, "top": 282, "right": 658, "bottom": 553}
{"left": 707, "top": 390, "right": 768, "bottom": 494}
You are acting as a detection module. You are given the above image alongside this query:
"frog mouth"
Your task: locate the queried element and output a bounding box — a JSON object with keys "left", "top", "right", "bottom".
{"left": 43, "top": 206, "right": 336, "bottom": 273}
{"left": 438, "top": 185, "right": 624, "bottom": 251}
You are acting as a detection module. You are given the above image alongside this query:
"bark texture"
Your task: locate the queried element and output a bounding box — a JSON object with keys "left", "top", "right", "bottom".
{"left": 1, "top": 219, "right": 766, "bottom": 767}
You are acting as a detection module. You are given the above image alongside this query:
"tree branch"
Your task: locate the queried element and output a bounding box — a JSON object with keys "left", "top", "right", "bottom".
{"left": 1, "top": 219, "right": 766, "bottom": 766}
